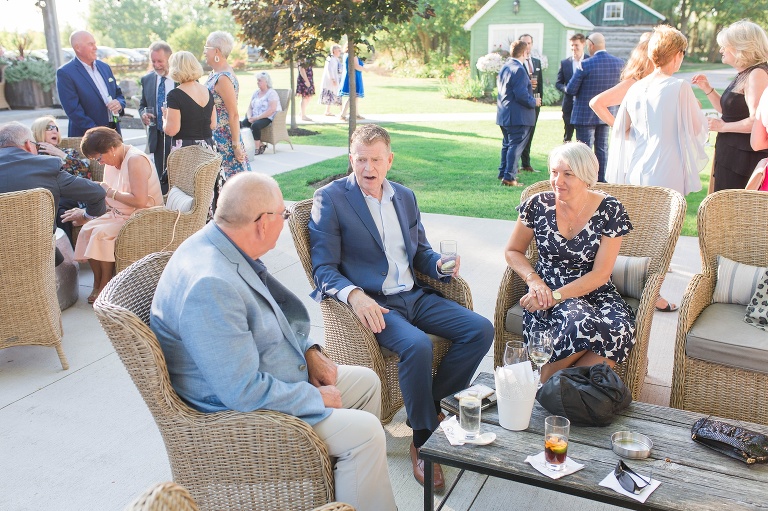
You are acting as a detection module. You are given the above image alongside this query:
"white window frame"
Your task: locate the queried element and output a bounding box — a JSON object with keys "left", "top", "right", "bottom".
{"left": 487, "top": 23, "right": 544, "bottom": 56}
{"left": 603, "top": 2, "right": 624, "bottom": 20}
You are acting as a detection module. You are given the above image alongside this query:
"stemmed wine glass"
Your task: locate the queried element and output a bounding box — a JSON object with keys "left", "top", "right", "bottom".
{"left": 503, "top": 340, "right": 528, "bottom": 367}
{"left": 528, "top": 331, "right": 554, "bottom": 387}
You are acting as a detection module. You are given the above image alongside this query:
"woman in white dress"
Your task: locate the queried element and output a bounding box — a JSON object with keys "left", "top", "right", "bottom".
{"left": 607, "top": 25, "right": 708, "bottom": 196}
{"left": 319, "top": 44, "right": 343, "bottom": 116}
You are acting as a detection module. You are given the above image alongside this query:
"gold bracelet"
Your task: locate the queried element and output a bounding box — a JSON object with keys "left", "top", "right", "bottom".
{"left": 111, "top": 189, "right": 118, "bottom": 200}
{"left": 524, "top": 271, "right": 536, "bottom": 282}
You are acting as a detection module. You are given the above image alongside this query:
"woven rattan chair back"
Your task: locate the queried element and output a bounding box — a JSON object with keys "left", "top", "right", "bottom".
{"left": 113, "top": 145, "right": 222, "bottom": 273}
{"left": 288, "top": 198, "right": 473, "bottom": 423}
{"left": 261, "top": 89, "right": 294, "bottom": 153}
{"left": 671, "top": 189, "right": 768, "bottom": 424}
{"left": 0, "top": 188, "right": 68, "bottom": 369}
{"left": 310, "top": 503, "right": 356, "bottom": 511}
{"left": 0, "top": 66, "right": 10, "bottom": 110}
{"left": 59, "top": 137, "right": 105, "bottom": 182}
{"left": 124, "top": 481, "right": 199, "bottom": 511}
{"left": 493, "top": 182, "right": 685, "bottom": 399}
{"left": 94, "top": 252, "right": 334, "bottom": 510}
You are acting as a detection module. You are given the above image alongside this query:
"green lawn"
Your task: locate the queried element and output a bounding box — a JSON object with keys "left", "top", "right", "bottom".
{"left": 239, "top": 65, "right": 713, "bottom": 237}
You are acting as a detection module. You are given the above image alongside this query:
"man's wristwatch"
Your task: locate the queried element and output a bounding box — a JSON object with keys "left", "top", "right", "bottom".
{"left": 552, "top": 290, "right": 563, "bottom": 304}
{"left": 308, "top": 344, "right": 322, "bottom": 353}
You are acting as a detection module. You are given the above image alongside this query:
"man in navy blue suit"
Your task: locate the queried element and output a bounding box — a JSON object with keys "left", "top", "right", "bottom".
{"left": 309, "top": 124, "right": 493, "bottom": 491}
{"left": 556, "top": 33, "right": 587, "bottom": 143}
{"left": 496, "top": 40, "right": 541, "bottom": 187}
{"left": 519, "top": 34, "right": 544, "bottom": 173}
{"left": 56, "top": 31, "right": 125, "bottom": 137}
{"left": 565, "top": 33, "right": 623, "bottom": 182}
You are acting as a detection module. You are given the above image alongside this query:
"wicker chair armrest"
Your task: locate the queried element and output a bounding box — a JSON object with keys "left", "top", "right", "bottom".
{"left": 492, "top": 265, "right": 529, "bottom": 366}
{"left": 415, "top": 270, "right": 473, "bottom": 310}
{"left": 319, "top": 297, "right": 386, "bottom": 376}
{"left": 670, "top": 273, "right": 715, "bottom": 408}
{"left": 114, "top": 207, "right": 195, "bottom": 271}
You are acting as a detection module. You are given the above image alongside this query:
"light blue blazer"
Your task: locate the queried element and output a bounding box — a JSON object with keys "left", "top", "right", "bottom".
{"left": 308, "top": 173, "right": 446, "bottom": 302}
{"left": 150, "top": 222, "right": 330, "bottom": 425}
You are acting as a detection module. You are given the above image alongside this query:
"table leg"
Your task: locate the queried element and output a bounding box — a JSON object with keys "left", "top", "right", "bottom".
{"left": 424, "top": 458, "right": 434, "bottom": 511}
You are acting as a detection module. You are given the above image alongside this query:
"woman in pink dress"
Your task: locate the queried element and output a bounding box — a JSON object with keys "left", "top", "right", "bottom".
{"left": 64, "top": 127, "right": 164, "bottom": 303}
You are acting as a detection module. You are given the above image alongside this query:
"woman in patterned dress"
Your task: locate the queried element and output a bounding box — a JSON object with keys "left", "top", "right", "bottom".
{"left": 319, "top": 44, "right": 343, "bottom": 116}
{"left": 504, "top": 142, "right": 635, "bottom": 383}
{"left": 296, "top": 59, "right": 315, "bottom": 121}
{"left": 204, "top": 31, "right": 250, "bottom": 211}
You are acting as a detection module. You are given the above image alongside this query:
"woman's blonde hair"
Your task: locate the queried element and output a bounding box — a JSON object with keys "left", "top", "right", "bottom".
{"left": 621, "top": 32, "right": 653, "bottom": 81}
{"left": 717, "top": 20, "right": 768, "bottom": 69}
{"left": 169, "top": 51, "right": 204, "bottom": 83}
{"left": 206, "top": 31, "right": 235, "bottom": 58}
{"left": 548, "top": 142, "right": 598, "bottom": 187}
{"left": 30, "top": 115, "right": 58, "bottom": 143}
{"left": 648, "top": 25, "right": 687, "bottom": 68}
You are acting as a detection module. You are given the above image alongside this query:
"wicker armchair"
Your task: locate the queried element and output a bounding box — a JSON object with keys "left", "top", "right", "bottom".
{"left": 114, "top": 145, "right": 221, "bottom": 273}
{"left": 94, "top": 252, "right": 335, "bottom": 510}
{"left": 671, "top": 190, "right": 768, "bottom": 424}
{"left": 0, "top": 65, "right": 10, "bottom": 110}
{"left": 311, "top": 503, "right": 355, "bottom": 511}
{"left": 124, "top": 482, "right": 198, "bottom": 511}
{"left": 59, "top": 137, "right": 104, "bottom": 182}
{"left": 0, "top": 189, "right": 68, "bottom": 369}
{"left": 288, "top": 198, "right": 475, "bottom": 424}
{"left": 493, "top": 182, "right": 685, "bottom": 400}
{"left": 261, "top": 89, "right": 294, "bottom": 153}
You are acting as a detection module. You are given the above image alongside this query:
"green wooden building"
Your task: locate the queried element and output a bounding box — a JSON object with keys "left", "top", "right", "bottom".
{"left": 577, "top": 0, "right": 666, "bottom": 58}
{"left": 464, "top": 0, "right": 593, "bottom": 84}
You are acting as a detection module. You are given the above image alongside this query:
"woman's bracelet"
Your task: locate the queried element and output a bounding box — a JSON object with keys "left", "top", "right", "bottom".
{"left": 524, "top": 271, "right": 537, "bottom": 282}
{"left": 705, "top": 88, "right": 715, "bottom": 95}
{"left": 111, "top": 189, "right": 118, "bottom": 200}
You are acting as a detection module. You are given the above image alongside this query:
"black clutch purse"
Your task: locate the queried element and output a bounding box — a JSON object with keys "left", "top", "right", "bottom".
{"left": 691, "top": 418, "right": 768, "bottom": 464}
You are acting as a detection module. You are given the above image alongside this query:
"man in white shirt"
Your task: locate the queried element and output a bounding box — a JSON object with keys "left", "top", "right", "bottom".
{"left": 139, "top": 41, "right": 175, "bottom": 191}
{"left": 56, "top": 31, "right": 125, "bottom": 137}
{"left": 309, "top": 124, "right": 494, "bottom": 491}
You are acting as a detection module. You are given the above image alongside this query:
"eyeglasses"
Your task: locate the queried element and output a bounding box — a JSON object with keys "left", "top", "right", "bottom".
{"left": 683, "top": 50, "right": 687, "bottom": 56}
{"left": 585, "top": 37, "right": 594, "bottom": 45}
{"left": 614, "top": 460, "right": 652, "bottom": 494}
{"left": 254, "top": 209, "right": 291, "bottom": 222}
{"left": 45, "top": 125, "right": 59, "bottom": 132}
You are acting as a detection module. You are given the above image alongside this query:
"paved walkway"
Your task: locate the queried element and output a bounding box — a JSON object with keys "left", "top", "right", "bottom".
{"left": 0, "top": 107, "right": 699, "bottom": 510}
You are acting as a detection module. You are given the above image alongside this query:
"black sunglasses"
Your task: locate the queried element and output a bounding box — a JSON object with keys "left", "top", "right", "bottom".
{"left": 614, "top": 460, "right": 652, "bottom": 494}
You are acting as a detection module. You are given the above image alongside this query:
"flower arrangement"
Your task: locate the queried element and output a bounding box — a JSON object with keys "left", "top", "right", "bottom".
{"left": 476, "top": 52, "right": 504, "bottom": 74}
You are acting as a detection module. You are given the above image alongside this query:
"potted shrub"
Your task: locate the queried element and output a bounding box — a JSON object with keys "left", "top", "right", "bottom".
{"left": 3, "top": 56, "right": 56, "bottom": 108}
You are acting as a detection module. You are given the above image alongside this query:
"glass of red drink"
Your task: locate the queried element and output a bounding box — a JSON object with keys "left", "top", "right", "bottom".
{"left": 544, "top": 415, "right": 570, "bottom": 471}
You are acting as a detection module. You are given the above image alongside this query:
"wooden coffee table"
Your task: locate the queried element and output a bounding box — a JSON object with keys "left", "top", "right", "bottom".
{"left": 421, "top": 372, "right": 768, "bottom": 511}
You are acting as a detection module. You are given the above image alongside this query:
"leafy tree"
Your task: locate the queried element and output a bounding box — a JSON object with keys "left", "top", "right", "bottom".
{"left": 168, "top": 23, "right": 210, "bottom": 55}
{"left": 218, "top": 0, "right": 434, "bottom": 139}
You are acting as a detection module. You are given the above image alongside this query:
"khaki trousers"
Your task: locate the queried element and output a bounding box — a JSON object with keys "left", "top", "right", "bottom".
{"left": 312, "top": 365, "right": 396, "bottom": 511}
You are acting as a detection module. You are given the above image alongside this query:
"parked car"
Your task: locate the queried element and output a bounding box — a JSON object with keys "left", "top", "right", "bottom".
{"left": 132, "top": 48, "right": 149, "bottom": 58}
{"left": 96, "top": 46, "right": 120, "bottom": 60}
{"left": 25, "top": 48, "right": 75, "bottom": 64}
{"left": 116, "top": 48, "right": 147, "bottom": 64}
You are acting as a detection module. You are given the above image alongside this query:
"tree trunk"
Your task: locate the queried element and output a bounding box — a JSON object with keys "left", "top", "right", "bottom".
{"left": 709, "top": 24, "right": 723, "bottom": 62}
{"left": 679, "top": 0, "right": 688, "bottom": 33}
{"left": 41, "top": 0, "right": 62, "bottom": 105}
{"left": 347, "top": 37, "right": 357, "bottom": 173}
{"left": 289, "top": 57, "right": 297, "bottom": 130}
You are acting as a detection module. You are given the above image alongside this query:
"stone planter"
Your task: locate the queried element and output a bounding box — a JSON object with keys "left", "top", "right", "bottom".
{"left": 5, "top": 79, "right": 53, "bottom": 108}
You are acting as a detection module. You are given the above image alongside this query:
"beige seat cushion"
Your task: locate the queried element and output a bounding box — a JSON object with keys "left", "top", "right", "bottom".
{"left": 686, "top": 303, "right": 768, "bottom": 374}
{"left": 504, "top": 296, "right": 640, "bottom": 335}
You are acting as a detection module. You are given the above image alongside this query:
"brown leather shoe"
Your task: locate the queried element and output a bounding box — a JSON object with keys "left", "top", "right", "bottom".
{"left": 410, "top": 441, "right": 445, "bottom": 491}
{"left": 501, "top": 179, "right": 523, "bottom": 187}
{"left": 522, "top": 166, "right": 541, "bottom": 173}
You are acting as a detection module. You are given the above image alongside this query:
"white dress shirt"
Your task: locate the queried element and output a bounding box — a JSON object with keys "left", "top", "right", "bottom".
{"left": 77, "top": 57, "right": 110, "bottom": 104}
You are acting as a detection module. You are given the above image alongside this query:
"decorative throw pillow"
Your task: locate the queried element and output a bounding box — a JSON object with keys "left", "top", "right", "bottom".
{"left": 745, "top": 269, "right": 768, "bottom": 332}
{"left": 611, "top": 255, "right": 650, "bottom": 299}
{"left": 713, "top": 256, "right": 767, "bottom": 305}
{"left": 165, "top": 186, "right": 194, "bottom": 213}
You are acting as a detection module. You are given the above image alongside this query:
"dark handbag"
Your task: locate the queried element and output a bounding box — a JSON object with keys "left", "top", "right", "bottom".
{"left": 691, "top": 418, "right": 768, "bottom": 464}
{"left": 536, "top": 363, "right": 632, "bottom": 426}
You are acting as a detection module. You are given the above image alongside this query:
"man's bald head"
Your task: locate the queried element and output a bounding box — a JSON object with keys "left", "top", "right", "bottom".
{"left": 587, "top": 33, "right": 606, "bottom": 51}
{"left": 70, "top": 31, "right": 97, "bottom": 64}
{"left": 214, "top": 173, "right": 282, "bottom": 229}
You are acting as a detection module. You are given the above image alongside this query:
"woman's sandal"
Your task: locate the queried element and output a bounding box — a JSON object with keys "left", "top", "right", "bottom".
{"left": 87, "top": 289, "right": 100, "bottom": 305}
{"left": 655, "top": 298, "right": 679, "bottom": 312}
{"left": 257, "top": 144, "right": 267, "bottom": 155}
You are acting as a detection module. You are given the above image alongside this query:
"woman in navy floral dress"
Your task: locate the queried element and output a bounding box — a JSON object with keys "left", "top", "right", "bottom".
{"left": 505, "top": 142, "right": 635, "bottom": 383}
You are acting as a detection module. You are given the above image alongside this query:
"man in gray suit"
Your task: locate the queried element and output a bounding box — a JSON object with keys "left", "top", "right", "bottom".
{"left": 150, "top": 172, "right": 396, "bottom": 511}
{"left": 0, "top": 122, "right": 106, "bottom": 263}
{"left": 139, "top": 41, "right": 174, "bottom": 192}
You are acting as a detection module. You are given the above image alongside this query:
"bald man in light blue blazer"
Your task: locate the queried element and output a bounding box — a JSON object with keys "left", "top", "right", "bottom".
{"left": 151, "top": 172, "right": 396, "bottom": 511}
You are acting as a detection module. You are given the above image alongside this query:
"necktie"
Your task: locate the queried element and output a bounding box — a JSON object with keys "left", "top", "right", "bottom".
{"left": 157, "top": 77, "right": 166, "bottom": 132}
{"left": 527, "top": 59, "right": 533, "bottom": 74}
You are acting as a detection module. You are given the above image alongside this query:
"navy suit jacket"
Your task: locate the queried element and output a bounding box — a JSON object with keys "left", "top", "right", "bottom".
{"left": 308, "top": 174, "right": 446, "bottom": 302}
{"left": 57, "top": 58, "right": 125, "bottom": 136}
{"left": 0, "top": 146, "right": 106, "bottom": 218}
{"left": 565, "top": 51, "right": 623, "bottom": 126}
{"left": 496, "top": 59, "right": 537, "bottom": 127}
{"left": 556, "top": 56, "right": 588, "bottom": 112}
